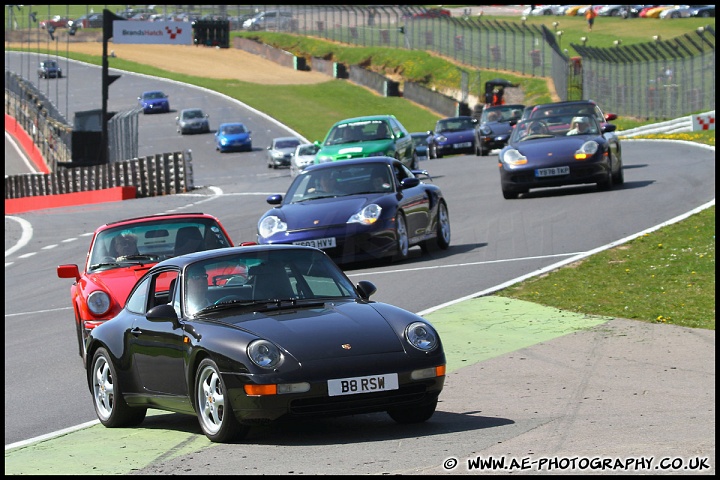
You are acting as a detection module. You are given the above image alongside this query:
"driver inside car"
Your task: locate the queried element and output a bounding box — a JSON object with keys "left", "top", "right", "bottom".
{"left": 567, "top": 116, "right": 592, "bottom": 135}
{"left": 186, "top": 264, "right": 211, "bottom": 314}
{"left": 109, "top": 233, "right": 139, "bottom": 259}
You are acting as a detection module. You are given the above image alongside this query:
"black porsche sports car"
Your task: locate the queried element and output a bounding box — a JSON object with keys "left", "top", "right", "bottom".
{"left": 85, "top": 244, "right": 446, "bottom": 443}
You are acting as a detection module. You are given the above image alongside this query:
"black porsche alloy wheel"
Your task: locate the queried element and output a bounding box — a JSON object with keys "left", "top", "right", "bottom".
{"left": 392, "top": 213, "right": 410, "bottom": 262}
{"left": 195, "top": 358, "right": 249, "bottom": 443}
{"left": 91, "top": 347, "right": 147, "bottom": 427}
{"left": 387, "top": 399, "right": 438, "bottom": 423}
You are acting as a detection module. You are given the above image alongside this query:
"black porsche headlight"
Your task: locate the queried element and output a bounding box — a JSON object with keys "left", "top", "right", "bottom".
{"left": 406, "top": 321, "right": 439, "bottom": 352}
{"left": 247, "top": 339, "right": 282, "bottom": 368}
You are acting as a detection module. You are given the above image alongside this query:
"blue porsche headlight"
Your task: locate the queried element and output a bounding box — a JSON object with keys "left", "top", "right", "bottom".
{"left": 347, "top": 204, "right": 382, "bottom": 225}
{"left": 220, "top": 138, "right": 228, "bottom": 145}
{"left": 499, "top": 148, "right": 527, "bottom": 166}
{"left": 406, "top": 321, "right": 439, "bottom": 352}
{"left": 480, "top": 126, "right": 492, "bottom": 135}
{"left": 87, "top": 290, "right": 111, "bottom": 315}
{"left": 258, "top": 215, "right": 287, "bottom": 238}
{"left": 247, "top": 339, "right": 282, "bottom": 368}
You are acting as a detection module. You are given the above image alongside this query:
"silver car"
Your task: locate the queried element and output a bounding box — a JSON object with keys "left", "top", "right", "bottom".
{"left": 176, "top": 108, "right": 210, "bottom": 135}
{"left": 267, "top": 136, "right": 302, "bottom": 169}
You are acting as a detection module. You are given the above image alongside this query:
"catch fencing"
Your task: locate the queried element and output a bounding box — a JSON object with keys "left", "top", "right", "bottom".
{"left": 218, "top": 5, "right": 715, "bottom": 121}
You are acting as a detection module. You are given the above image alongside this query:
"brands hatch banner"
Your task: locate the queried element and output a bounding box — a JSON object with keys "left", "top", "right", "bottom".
{"left": 112, "top": 21, "right": 193, "bottom": 45}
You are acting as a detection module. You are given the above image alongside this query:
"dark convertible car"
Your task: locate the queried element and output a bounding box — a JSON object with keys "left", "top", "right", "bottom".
{"left": 474, "top": 104, "right": 525, "bottom": 156}
{"left": 498, "top": 113, "right": 624, "bottom": 199}
{"left": 85, "top": 245, "right": 446, "bottom": 443}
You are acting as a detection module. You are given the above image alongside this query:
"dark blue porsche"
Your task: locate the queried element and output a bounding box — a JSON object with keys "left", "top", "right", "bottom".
{"left": 427, "top": 116, "right": 477, "bottom": 158}
{"left": 498, "top": 113, "right": 624, "bottom": 199}
{"left": 257, "top": 157, "right": 451, "bottom": 264}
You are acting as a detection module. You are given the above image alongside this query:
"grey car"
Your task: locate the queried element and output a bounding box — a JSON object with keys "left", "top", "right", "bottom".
{"left": 176, "top": 108, "right": 210, "bottom": 135}
{"left": 267, "top": 136, "right": 302, "bottom": 169}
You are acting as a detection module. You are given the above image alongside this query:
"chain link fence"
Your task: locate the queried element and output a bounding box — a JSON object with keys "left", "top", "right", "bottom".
{"left": 211, "top": 5, "right": 715, "bottom": 120}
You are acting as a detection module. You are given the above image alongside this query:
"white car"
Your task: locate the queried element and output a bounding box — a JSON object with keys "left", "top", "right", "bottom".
{"left": 659, "top": 5, "right": 695, "bottom": 19}
{"left": 290, "top": 143, "right": 320, "bottom": 178}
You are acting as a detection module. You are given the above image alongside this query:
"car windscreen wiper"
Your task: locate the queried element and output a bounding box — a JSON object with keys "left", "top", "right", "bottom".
{"left": 89, "top": 262, "right": 121, "bottom": 270}
{"left": 196, "top": 298, "right": 330, "bottom": 315}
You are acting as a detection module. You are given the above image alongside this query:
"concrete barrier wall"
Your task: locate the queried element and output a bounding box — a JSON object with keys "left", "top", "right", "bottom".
{"left": 404, "top": 82, "right": 470, "bottom": 118}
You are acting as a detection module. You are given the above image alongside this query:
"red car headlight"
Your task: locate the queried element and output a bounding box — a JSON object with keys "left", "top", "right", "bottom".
{"left": 87, "top": 291, "right": 111, "bottom": 315}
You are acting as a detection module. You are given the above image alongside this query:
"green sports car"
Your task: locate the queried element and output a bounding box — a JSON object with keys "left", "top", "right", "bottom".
{"left": 314, "top": 115, "right": 419, "bottom": 170}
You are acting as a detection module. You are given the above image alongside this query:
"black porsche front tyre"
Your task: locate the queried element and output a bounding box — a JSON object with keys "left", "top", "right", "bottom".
{"left": 195, "top": 358, "right": 249, "bottom": 443}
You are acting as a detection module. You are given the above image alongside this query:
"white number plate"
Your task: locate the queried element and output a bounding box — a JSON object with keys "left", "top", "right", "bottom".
{"left": 454, "top": 142, "right": 472, "bottom": 149}
{"left": 327, "top": 373, "right": 399, "bottom": 397}
{"left": 293, "top": 237, "right": 336, "bottom": 249}
{"left": 536, "top": 166, "right": 570, "bottom": 177}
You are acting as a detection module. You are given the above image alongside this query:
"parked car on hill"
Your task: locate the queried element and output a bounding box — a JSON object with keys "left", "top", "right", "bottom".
{"left": 242, "top": 10, "right": 294, "bottom": 30}
{"left": 258, "top": 157, "right": 450, "bottom": 264}
{"left": 39, "top": 15, "right": 69, "bottom": 29}
{"left": 659, "top": 5, "right": 697, "bottom": 18}
{"left": 314, "top": 115, "right": 418, "bottom": 170}
{"left": 427, "top": 116, "right": 477, "bottom": 158}
{"left": 84, "top": 244, "right": 446, "bottom": 442}
{"left": 412, "top": 7, "right": 451, "bottom": 18}
{"left": 56, "top": 213, "right": 234, "bottom": 363}
{"left": 68, "top": 13, "right": 104, "bottom": 29}
{"left": 689, "top": 5, "right": 715, "bottom": 17}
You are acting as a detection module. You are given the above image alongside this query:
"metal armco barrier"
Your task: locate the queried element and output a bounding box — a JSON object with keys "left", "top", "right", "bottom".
{"left": 4, "top": 151, "right": 193, "bottom": 200}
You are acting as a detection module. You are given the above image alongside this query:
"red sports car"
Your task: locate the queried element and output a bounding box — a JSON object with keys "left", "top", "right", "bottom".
{"left": 57, "top": 213, "right": 236, "bottom": 363}
{"left": 40, "top": 15, "right": 70, "bottom": 29}
{"left": 413, "top": 8, "right": 451, "bottom": 18}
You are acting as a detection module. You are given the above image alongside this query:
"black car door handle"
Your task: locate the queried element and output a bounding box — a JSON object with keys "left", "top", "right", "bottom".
{"left": 130, "top": 327, "right": 143, "bottom": 336}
